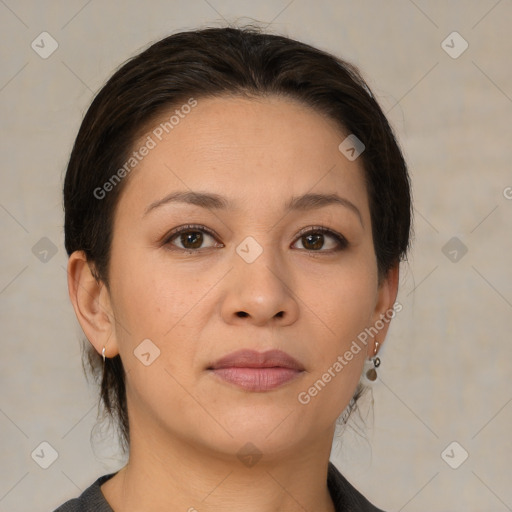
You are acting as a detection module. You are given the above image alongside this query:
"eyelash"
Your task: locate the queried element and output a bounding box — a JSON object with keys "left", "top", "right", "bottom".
{"left": 162, "top": 224, "right": 349, "bottom": 254}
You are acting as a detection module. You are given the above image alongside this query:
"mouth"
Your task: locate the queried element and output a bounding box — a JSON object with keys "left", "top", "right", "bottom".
{"left": 207, "top": 349, "right": 305, "bottom": 392}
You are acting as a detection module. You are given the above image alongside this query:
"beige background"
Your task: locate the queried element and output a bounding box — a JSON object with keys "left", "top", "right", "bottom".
{"left": 1, "top": 1, "right": 511, "bottom": 511}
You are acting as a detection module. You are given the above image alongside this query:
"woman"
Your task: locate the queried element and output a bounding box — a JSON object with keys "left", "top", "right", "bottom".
{"left": 56, "top": 25, "right": 412, "bottom": 511}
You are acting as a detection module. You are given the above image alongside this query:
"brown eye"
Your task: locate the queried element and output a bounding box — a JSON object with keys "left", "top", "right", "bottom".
{"left": 164, "top": 225, "right": 221, "bottom": 252}
{"left": 293, "top": 227, "right": 348, "bottom": 252}
{"left": 177, "top": 231, "right": 204, "bottom": 249}
{"left": 301, "top": 233, "right": 325, "bottom": 250}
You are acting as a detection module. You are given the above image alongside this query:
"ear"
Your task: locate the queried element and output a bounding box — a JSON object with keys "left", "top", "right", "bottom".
{"left": 367, "top": 262, "right": 400, "bottom": 358}
{"left": 66, "top": 251, "right": 119, "bottom": 358}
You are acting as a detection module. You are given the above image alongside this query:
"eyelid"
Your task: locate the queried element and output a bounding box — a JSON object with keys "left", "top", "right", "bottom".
{"left": 162, "top": 224, "right": 348, "bottom": 252}
{"left": 293, "top": 225, "right": 348, "bottom": 251}
{"left": 162, "top": 224, "right": 223, "bottom": 249}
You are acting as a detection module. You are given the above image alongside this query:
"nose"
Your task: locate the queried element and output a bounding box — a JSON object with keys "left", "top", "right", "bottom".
{"left": 220, "top": 243, "right": 300, "bottom": 328}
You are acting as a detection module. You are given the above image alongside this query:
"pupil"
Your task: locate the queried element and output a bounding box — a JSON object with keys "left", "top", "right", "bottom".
{"left": 178, "top": 232, "right": 325, "bottom": 250}
{"left": 304, "top": 233, "right": 323, "bottom": 250}
{"left": 181, "top": 231, "right": 203, "bottom": 249}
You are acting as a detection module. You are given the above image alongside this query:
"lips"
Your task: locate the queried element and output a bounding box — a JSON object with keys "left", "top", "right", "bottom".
{"left": 208, "top": 349, "right": 305, "bottom": 371}
{"left": 207, "top": 349, "right": 305, "bottom": 392}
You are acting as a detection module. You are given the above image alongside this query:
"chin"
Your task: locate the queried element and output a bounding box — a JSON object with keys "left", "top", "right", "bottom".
{"left": 208, "top": 405, "right": 317, "bottom": 449}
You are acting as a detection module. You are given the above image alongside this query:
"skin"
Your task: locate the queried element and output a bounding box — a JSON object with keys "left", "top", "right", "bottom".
{"left": 67, "top": 95, "right": 399, "bottom": 512}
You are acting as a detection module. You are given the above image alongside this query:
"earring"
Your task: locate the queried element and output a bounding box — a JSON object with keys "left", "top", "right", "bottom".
{"left": 365, "top": 341, "right": 381, "bottom": 381}
{"left": 102, "top": 346, "right": 106, "bottom": 363}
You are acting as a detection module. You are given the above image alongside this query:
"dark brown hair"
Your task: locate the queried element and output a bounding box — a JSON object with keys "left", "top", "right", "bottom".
{"left": 64, "top": 25, "right": 412, "bottom": 451}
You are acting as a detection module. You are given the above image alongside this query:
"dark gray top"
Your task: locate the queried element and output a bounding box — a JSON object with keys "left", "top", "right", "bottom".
{"left": 53, "top": 461, "right": 384, "bottom": 511}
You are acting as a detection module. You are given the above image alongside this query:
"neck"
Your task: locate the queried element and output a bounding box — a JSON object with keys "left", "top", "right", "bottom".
{"left": 101, "top": 421, "right": 337, "bottom": 512}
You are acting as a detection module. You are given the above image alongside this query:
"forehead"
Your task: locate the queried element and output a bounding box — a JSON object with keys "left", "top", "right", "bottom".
{"left": 117, "top": 95, "right": 369, "bottom": 219}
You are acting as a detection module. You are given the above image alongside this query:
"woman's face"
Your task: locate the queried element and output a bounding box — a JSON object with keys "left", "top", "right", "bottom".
{"left": 103, "top": 95, "right": 397, "bottom": 460}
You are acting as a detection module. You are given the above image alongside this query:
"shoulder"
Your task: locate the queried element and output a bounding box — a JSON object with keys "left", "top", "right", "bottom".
{"left": 327, "top": 461, "right": 386, "bottom": 512}
{"left": 52, "top": 473, "right": 117, "bottom": 512}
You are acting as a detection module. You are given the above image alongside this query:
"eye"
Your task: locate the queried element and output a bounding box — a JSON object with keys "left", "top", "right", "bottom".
{"left": 292, "top": 226, "right": 348, "bottom": 252}
{"left": 163, "top": 224, "right": 222, "bottom": 252}
{"left": 162, "top": 224, "right": 348, "bottom": 254}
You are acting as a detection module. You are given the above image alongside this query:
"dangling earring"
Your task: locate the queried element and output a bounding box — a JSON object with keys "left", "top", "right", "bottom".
{"left": 102, "top": 346, "right": 106, "bottom": 364}
{"left": 365, "top": 340, "right": 381, "bottom": 381}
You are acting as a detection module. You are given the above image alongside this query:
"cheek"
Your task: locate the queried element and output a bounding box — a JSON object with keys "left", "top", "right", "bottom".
{"left": 295, "top": 270, "right": 375, "bottom": 425}
{"left": 108, "top": 250, "right": 216, "bottom": 382}
{"left": 310, "top": 256, "right": 377, "bottom": 339}
{"left": 312, "top": 286, "right": 374, "bottom": 381}
{"left": 109, "top": 246, "right": 189, "bottom": 332}
{"left": 300, "top": 250, "right": 377, "bottom": 408}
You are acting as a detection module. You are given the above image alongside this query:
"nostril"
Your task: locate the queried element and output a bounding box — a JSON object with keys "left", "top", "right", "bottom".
{"left": 236, "top": 311, "right": 249, "bottom": 318}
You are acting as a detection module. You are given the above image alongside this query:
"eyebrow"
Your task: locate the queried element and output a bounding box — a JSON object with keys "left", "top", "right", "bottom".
{"left": 144, "top": 190, "right": 363, "bottom": 226}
